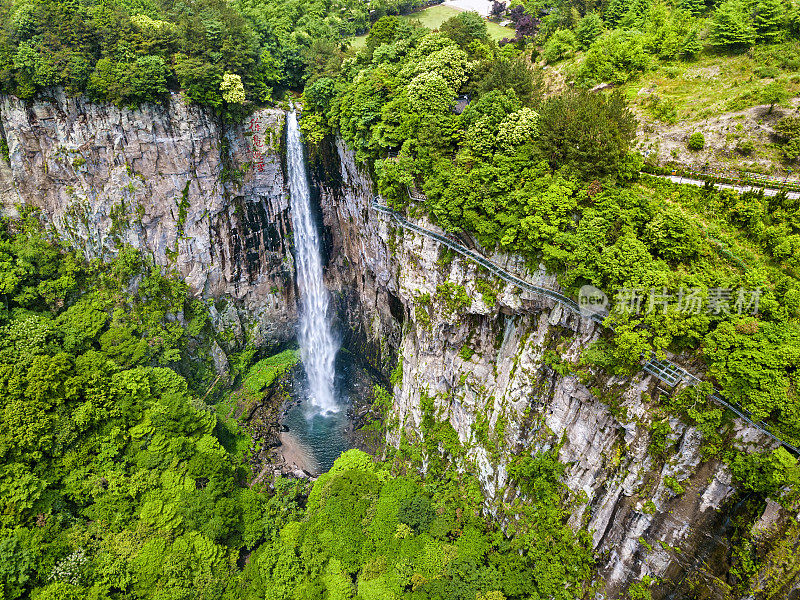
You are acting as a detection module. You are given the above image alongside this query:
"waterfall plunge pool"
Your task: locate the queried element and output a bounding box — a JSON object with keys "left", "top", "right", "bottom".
{"left": 280, "top": 351, "right": 381, "bottom": 475}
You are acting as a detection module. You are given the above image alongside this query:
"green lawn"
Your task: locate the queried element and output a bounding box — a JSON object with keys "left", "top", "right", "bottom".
{"left": 348, "top": 5, "right": 515, "bottom": 48}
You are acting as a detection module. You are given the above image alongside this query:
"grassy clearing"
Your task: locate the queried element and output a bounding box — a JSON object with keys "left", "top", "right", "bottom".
{"left": 622, "top": 46, "right": 800, "bottom": 123}
{"left": 349, "top": 33, "right": 368, "bottom": 49}
{"left": 547, "top": 42, "right": 800, "bottom": 124}
{"left": 401, "top": 5, "right": 515, "bottom": 41}
{"left": 348, "top": 5, "right": 514, "bottom": 47}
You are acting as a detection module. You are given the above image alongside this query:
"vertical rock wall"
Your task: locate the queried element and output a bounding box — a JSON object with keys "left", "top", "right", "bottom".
{"left": 0, "top": 90, "right": 296, "bottom": 348}
{"left": 316, "top": 138, "right": 782, "bottom": 599}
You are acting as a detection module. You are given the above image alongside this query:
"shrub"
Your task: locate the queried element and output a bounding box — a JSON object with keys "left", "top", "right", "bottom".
{"left": 688, "top": 132, "right": 705, "bottom": 150}
{"left": 754, "top": 65, "right": 779, "bottom": 78}
{"left": 762, "top": 81, "right": 787, "bottom": 112}
{"left": 663, "top": 476, "right": 685, "bottom": 495}
{"left": 730, "top": 448, "right": 800, "bottom": 496}
{"left": 579, "top": 29, "right": 649, "bottom": 85}
{"left": 775, "top": 115, "right": 800, "bottom": 140}
{"left": 735, "top": 138, "right": 755, "bottom": 155}
{"left": 646, "top": 95, "right": 678, "bottom": 124}
{"left": 541, "top": 29, "right": 577, "bottom": 64}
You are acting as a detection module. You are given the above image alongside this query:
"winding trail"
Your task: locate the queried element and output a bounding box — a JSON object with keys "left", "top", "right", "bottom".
{"left": 372, "top": 198, "right": 800, "bottom": 456}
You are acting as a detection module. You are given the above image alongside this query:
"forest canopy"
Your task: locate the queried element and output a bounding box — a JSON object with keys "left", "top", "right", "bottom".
{"left": 0, "top": 0, "right": 370, "bottom": 108}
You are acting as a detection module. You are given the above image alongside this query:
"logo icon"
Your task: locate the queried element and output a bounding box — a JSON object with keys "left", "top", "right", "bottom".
{"left": 578, "top": 285, "right": 609, "bottom": 318}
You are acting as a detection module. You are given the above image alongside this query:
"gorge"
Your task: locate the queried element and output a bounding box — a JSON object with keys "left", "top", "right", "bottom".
{"left": 0, "top": 91, "right": 797, "bottom": 599}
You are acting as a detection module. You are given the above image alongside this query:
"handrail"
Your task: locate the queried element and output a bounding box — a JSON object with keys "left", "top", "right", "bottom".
{"left": 371, "top": 198, "right": 800, "bottom": 456}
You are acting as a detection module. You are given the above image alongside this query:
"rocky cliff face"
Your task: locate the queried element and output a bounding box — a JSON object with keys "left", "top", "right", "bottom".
{"left": 0, "top": 90, "right": 296, "bottom": 351}
{"left": 315, "top": 140, "right": 786, "bottom": 598}
{"left": 0, "top": 92, "right": 789, "bottom": 598}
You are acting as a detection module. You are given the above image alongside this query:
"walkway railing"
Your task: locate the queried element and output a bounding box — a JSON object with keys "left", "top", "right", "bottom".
{"left": 372, "top": 198, "right": 800, "bottom": 456}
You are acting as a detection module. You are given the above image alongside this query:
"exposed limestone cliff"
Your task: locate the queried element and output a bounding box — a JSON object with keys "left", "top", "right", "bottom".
{"left": 0, "top": 90, "right": 295, "bottom": 349}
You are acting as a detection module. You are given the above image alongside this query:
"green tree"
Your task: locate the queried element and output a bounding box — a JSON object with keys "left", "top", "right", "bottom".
{"left": 576, "top": 12, "right": 604, "bottom": 49}
{"left": 762, "top": 81, "right": 787, "bottom": 113}
{"left": 536, "top": 90, "right": 637, "bottom": 179}
{"left": 754, "top": 0, "right": 785, "bottom": 41}
{"left": 677, "top": 0, "right": 706, "bottom": 15}
{"left": 708, "top": 0, "right": 757, "bottom": 49}
{"left": 603, "top": 0, "right": 630, "bottom": 26}
{"left": 470, "top": 57, "right": 540, "bottom": 106}
{"left": 790, "top": 1, "right": 800, "bottom": 35}
{"left": 407, "top": 71, "right": 455, "bottom": 114}
{"left": 124, "top": 55, "right": 169, "bottom": 104}
{"left": 220, "top": 73, "right": 245, "bottom": 104}
{"left": 681, "top": 26, "right": 703, "bottom": 59}
{"left": 440, "top": 11, "right": 489, "bottom": 49}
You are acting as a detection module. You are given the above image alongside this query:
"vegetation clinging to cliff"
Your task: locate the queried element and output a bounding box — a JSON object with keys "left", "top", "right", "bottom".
{"left": 300, "top": 13, "right": 800, "bottom": 455}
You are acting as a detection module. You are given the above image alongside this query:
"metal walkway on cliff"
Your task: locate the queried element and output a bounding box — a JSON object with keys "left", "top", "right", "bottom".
{"left": 371, "top": 198, "right": 800, "bottom": 456}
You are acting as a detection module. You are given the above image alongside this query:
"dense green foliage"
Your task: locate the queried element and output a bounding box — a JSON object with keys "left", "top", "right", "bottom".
{"left": 687, "top": 131, "right": 705, "bottom": 150}
{"left": 0, "top": 213, "right": 284, "bottom": 598}
{"left": 300, "top": 12, "right": 800, "bottom": 452}
{"left": 0, "top": 0, "right": 369, "bottom": 109}
{"left": 241, "top": 448, "right": 592, "bottom": 600}
{"left": 524, "top": 0, "right": 800, "bottom": 71}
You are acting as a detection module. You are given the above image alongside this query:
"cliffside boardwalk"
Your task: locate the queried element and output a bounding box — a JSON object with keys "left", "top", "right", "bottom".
{"left": 372, "top": 198, "right": 800, "bottom": 456}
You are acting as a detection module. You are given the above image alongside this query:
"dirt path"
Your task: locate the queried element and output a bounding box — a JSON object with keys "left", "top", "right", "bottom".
{"left": 653, "top": 173, "right": 800, "bottom": 199}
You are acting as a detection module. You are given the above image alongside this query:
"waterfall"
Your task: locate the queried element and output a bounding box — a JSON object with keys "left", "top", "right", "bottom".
{"left": 286, "top": 110, "right": 339, "bottom": 415}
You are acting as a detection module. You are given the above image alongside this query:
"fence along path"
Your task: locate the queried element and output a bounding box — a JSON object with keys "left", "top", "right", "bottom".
{"left": 372, "top": 198, "right": 800, "bottom": 456}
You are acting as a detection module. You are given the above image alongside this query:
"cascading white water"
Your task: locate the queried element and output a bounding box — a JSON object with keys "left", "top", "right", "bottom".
{"left": 286, "top": 110, "right": 339, "bottom": 415}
